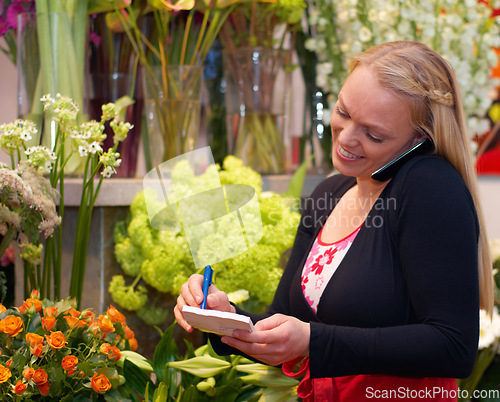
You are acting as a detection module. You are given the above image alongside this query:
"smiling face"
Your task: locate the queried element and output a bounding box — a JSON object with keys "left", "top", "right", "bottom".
{"left": 330, "top": 65, "right": 421, "bottom": 181}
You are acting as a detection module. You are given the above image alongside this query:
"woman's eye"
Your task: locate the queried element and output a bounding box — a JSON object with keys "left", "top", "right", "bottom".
{"left": 336, "top": 107, "right": 349, "bottom": 118}
{"left": 366, "top": 132, "right": 383, "bottom": 143}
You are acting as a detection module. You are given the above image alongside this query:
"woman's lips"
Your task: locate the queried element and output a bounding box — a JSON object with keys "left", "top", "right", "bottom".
{"left": 337, "top": 145, "right": 363, "bottom": 160}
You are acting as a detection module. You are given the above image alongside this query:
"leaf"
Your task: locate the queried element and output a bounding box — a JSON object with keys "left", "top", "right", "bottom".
{"left": 214, "top": 379, "right": 248, "bottom": 402}
{"left": 153, "top": 322, "right": 177, "bottom": 384}
{"left": 152, "top": 382, "right": 170, "bottom": 401}
{"left": 179, "top": 384, "right": 205, "bottom": 401}
{"left": 283, "top": 155, "right": 314, "bottom": 200}
{"left": 119, "top": 350, "right": 154, "bottom": 373}
{"left": 123, "top": 359, "right": 156, "bottom": 398}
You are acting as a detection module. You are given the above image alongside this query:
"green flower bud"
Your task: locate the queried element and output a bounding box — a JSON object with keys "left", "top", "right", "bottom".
{"left": 167, "top": 356, "right": 231, "bottom": 378}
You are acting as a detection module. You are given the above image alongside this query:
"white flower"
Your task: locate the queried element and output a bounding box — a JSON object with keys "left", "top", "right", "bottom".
{"left": 479, "top": 308, "right": 500, "bottom": 350}
{"left": 78, "top": 144, "right": 90, "bottom": 157}
{"left": 490, "top": 239, "right": 500, "bottom": 262}
{"left": 358, "top": 26, "right": 372, "bottom": 43}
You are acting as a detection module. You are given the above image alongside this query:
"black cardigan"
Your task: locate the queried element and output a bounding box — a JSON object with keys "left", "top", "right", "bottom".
{"left": 211, "top": 155, "right": 480, "bottom": 379}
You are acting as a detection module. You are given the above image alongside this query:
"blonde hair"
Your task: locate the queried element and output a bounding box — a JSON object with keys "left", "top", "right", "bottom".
{"left": 350, "top": 41, "right": 493, "bottom": 314}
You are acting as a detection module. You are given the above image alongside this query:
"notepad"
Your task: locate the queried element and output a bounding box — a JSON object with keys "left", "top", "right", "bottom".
{"left": 182, "top": 306, "right": 254, "bottom": 336}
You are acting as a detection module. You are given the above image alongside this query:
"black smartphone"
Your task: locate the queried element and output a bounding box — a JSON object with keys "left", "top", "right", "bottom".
{"left": 371, "top": 138, "right": 435, "bottom": 182}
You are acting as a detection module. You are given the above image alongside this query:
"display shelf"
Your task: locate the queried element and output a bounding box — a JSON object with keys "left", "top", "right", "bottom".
{"left": 62, "top": 175, "right": 327, "bottom": 206}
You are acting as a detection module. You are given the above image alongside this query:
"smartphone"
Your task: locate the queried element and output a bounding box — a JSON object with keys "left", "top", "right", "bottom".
{"left": 371, "top": 138, "right": 435, "bottom": 182}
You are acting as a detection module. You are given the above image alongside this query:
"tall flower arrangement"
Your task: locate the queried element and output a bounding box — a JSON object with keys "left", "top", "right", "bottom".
{"left": 218, "top": 0, "right": 306, "bottom": 174}
{"left": 0, "top": 0, "right": 35, "bottom": 65}
{"left": 109, "top": 0, "right": 237, "bottom": 168}
{"left": 305, "top": 0, "right": 500, "bottom": 140}
{"left": 0, "top": 94, "right": 132, "bottom": 308}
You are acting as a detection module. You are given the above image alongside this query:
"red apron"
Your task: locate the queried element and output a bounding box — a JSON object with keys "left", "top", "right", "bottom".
{"left": 283, "top": 357, "right": 458, "bottom": 401}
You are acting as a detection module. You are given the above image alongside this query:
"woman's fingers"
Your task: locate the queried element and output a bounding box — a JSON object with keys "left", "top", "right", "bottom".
{"left": 221, "top": 314, "right": 310, "bottom": 366}
{"left": 174, "top": 274, "right": 236, "bottom": 332}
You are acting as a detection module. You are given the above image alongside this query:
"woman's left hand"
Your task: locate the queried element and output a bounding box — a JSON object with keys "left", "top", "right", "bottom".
{"left": 221, "top": 314, "right": 310, "bottom": 366}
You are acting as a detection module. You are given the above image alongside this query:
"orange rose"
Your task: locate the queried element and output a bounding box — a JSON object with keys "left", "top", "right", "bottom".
{"left": 0, "top": 303, "right": 6, "bottom": 313}
{"left": 0, "top": 315, "right": 24, "bottom": 337}
{"left": 32, "top": 343, "right": 44, "bottom": 357}
{"left": 19, "top": 298, "right": 42, "bottom": 314}
{"left": 100, "top": 343, "right": 111, "bottom": 356}
{"left": 123, "top": 325, "right": 135, "bottom": 340}
{"left": 97, "top": 315, "right": 115, "bottom": 334}
{"left": 82, "top": 310, "right": 95, "bottom": 321}
{"left": 33, "top": 368, "right": 48, "bottom": 385}
{"left": 107, "top": 346, "right": 122, "bottom": 362}
{"left": 106, "top": 305, "right": 125, "bottom": 324}
{"left": 45, "top": 331, "right": 67, "bottom": 350}
{"left": 129, "top": 337, "right": 138, "bottom": 351}
{"left": 26, "top": 332, "right": 44, "bottom": 347}
{"left": 61, "top": 355, "right": 78, "bottom": 371}
{"left": 0, "top": 365, "right": 11, "bottom": 383}
{"left": 43, "top": 306, "right": 58, "bottom": 317}
{"left": 37, "top": 381, "right": 50, "bottom": 396}
{"left": 23, "top": 367, "right": 34, "bottom": 381}
{"left": 67, "top": 308, "right": 81, "bottom": 318}
{"left": 42, "top": 316, "right": 56, "bottom": 332}
{"left": 91, "top": 372, "right": 111, "bottom": 394}
{"left": 64, "top": 315, "right": 77, "bottom": 327}
{"left": 14, "top": 380, "right": 27, "bottom": 395}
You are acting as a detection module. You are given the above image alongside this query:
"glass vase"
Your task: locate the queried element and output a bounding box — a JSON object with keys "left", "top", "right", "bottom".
{"left": 223, "top": 47, "right": 289, "bottom": 174}
{"left": 142, "top": 65, "right": 203, "bottom": 168}
{"left": 17, "top": 11, "right": 88, "bottom": 172}
{"left": 86, "top": 73, "right": 143, "bottom": 177}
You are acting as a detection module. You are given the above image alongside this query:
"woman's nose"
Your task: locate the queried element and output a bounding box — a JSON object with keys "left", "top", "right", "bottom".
{"left": 337, "top": 123, "right": 360, "bottom": 147}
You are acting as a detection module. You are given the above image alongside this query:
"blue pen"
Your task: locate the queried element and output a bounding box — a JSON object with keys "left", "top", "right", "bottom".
{"left": 201, "top": 265, "right": 213, "bottom": 309}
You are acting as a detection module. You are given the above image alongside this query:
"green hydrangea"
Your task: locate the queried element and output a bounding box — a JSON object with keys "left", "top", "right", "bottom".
{"left": 218, "top": 156, "right": 263, "bottom": 194}
{"left": 115, "top": 237, "right": 143, "bottom": 276}
{"left": 214, "top": 244, "right": 282, "bottom": 305}
{"left": 108, "top": 275, "right": 148, "bottom": 311}
{"left": 112, "top": 156, "right": 302, "bottom": 314}
{"left": 141, "top": 245, "right": 190, "bottom": 293}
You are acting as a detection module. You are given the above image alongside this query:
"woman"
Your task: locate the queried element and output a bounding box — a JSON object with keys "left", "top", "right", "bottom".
{"left": 174, "top": 41, "right": 493, "bottom": 401}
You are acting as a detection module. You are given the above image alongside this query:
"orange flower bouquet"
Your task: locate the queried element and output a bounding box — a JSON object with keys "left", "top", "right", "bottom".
{"left": 0, "top": 291, "right": 139, "bottom": 400}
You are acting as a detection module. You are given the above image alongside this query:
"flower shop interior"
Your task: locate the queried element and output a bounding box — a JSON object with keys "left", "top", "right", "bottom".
{"left": 1, "top": 0, "right": 500, "bottom": 400}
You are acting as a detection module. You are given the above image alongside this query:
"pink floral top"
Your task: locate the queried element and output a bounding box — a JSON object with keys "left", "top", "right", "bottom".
{"left": 301, "top": 225, "right": 362, "bottom": 313}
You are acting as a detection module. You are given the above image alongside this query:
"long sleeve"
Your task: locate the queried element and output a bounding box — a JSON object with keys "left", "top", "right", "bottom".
{"left": 308, "top": 157, "right": 479, "bottom": 378}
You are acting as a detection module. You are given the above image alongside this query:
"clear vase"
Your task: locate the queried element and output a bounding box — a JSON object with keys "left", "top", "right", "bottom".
{"left": 17, "top": 11, "right": 88, "bottom": 172}
{"left": 223, "top": 47, "right": 289, "bottom": 174}
{"left": 86, "top": 73, "right": 143, "bottom": 177}
{"left": 142, "top": 65, "right": 203, "bottom": 168}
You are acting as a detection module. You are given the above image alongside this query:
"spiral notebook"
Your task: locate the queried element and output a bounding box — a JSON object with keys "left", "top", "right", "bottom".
{"left": 182, "top": 306, "right": 254, "bottom": 336}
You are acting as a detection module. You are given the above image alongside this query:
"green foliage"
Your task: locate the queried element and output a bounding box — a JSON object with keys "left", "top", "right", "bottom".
{"left": 110, "top": 156, "right": 301, "bottom": 319}
{"left": 121, "top": 323, "right": 299, "bottom": 401}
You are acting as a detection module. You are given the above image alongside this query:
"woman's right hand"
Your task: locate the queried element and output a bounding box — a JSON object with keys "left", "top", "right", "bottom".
{"left": 174, "top": 274, "right": 236, "bottom": 332}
